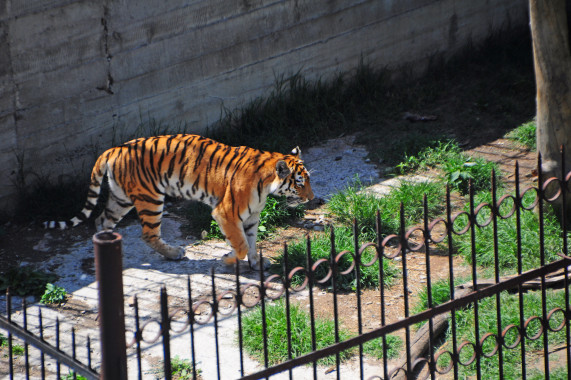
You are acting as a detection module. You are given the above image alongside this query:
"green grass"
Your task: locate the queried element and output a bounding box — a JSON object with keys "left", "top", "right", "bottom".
{"left": 454, "top": 190, "right": 570, "bottom": 274}
{"left": 273, "top": 226, "right": 398, "bottom": 290}
{"left": 396, "top": 140, "right": 501, "bottom": 195}
{"left": 240, "top": 299, "right": 402, "bottom": 366}
{"left": 0, "top": 266, "right": 58, "bottom": 298}
{"left": 241, "top": 299, "right": 354, "bottom": 366}
{"left": 506, "top": 120, "right": 536, "bottom": 150}
{"left": 435, "top": 289, "right": 568, "bottom": 380}
{"left": 328, "top": 177, "right": 445, "bottom": 236}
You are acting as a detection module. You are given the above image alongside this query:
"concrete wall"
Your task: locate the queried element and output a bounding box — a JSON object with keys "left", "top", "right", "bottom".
{"left": 0, "top": 0, "right": 528, "bottom": 212}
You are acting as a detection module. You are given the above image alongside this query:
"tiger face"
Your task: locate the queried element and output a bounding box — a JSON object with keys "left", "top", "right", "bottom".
{"left": 273, "top": 147, "right": 314, "bottom": 206}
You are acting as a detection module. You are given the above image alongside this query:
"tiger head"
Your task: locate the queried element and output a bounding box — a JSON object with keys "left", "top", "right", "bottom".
{"left": 274, "top": 147, "right": 314, "bottom": 207}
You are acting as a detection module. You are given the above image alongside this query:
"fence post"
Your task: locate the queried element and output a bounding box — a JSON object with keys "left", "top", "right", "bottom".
{"left": 93, "top": 231, "right": 127, "bottom": 380}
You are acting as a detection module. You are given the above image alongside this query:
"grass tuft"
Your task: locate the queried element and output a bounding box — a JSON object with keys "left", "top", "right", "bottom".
{"left": 505, "top": 120, "right": 536, "bottom": 150}
{"left": 328, "top": 176, "right": 445, "bottom": 236}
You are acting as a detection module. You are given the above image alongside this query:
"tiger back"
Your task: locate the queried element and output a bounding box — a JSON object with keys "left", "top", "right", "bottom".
{"left": 46, "top": 134, "right": 314, "bottom": 269}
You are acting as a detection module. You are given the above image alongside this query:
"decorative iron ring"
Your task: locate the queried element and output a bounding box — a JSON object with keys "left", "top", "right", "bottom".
{"left": 434, "top": 349, "right": 454, "bottom": 374}
{"left": 216, "top": 290, "right": 238, "bottom": 317}
{"left": 501, "top": 324, "right": 522, "bottom": 349}
{"left": 125, "top": 328, "right": 138, "bottom": 348}
{"left": 479, "top": 332, "right": 499, "bottom": 358}
{"left": 381, "top": 234, "right": 401, "bottom": 259}
{"left": 542, "top": 177, "right": 562, "bottom": 203}
{"left": 336, "top": 250, "right": 355, "bottom": 275}
{"left": 365, "top": 376, "right": 384, "bottom": 380}
{"left": 566, "top": 170, "right": 571, "bottom": 191}
{"left": 240, "top": 283, "right": 262, "bottom": 308}
{"left": 358, "top": 242, "right": 379, "bottom": 267}
{"left": 192, "top": 299, "right": 215, "bottom": 325}
{"left": 450, "top": 211, "right": 471, "bottom": 236}
{"left": 523, "top": 315, "right": 544, "bottom": 340}
{"left": 411, "top": 356, "right": 430, "bottom": 378}
{"left": 497, "top": 194, "right": 517, "bottom": 219}
{"left": 169, "top": 307, "right": 191, "bottom": 333}
{"left": 457, "top": 340, "right": 477, "bottom": 366}
{"left": 474, "top": 202, "right": 494, "bottom": 228}
{"left": 312, "top": 258, "right": 332, "bottom": 284}
{"left": 405, "top": 226, "right": 425, "bottom": 252}
{"left": 427, "top": 217, "right": 448, "bottom": 243}
{"left": 263, "top": 274, "right": 286, "bottom": 300}
{"left": 387, "top": 366, "right": 407, "bottom": 379}
{"left": 138, "top": 318, "right": 162, "bottom": 344}
{"left": 520, "top": 186, "right": 539, "bottom": 211}
{"left": 287, "top": 266, "right": 309, "bottom": 292}
{"left": 547, "top": 307, "right": 567, "bottom": 332}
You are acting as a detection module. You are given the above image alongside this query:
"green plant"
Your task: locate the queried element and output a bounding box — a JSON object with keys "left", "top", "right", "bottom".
{"left": 0, "top": 266, "right": 58, "bottom": 298}
{"left": 505, "top": 120, "right": 536, "bottom": 150}
{"left": 328, "top": 177, "right": 445, "bottom": 236}
{"left": 171, "top": 355, "right": 199, "bottom": 379}
{"left": 40, "top": 283, "right": 68, "bottom": 305}
{"left": 60, "top": 372, "right": 87, "bottom": 380}
{"left": 241, "top": 299, "right": 354, "bottom": 366}
{"left": 273, "top": 226, "right": 397, "bottom": 290}
{"left": 440, "top": 154, "right": 499, "bottom": 195}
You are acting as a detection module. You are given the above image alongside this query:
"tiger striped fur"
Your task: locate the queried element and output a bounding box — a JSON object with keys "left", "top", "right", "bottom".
{"left": 46, "top": 134, "right": 314, "bottom": 269}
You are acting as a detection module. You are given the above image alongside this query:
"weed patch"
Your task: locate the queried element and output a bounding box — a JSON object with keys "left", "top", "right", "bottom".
{"left": 328, "top": 177, "right": 445, "bottom": 236}
{"left": 505, "top": 120, "right": 536, "bottom": 150}
{"left": 0, "top": 266, "right": 58, "bottom": 298}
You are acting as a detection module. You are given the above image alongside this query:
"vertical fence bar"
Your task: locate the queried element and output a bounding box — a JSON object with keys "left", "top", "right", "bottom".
{"left": 160, "top": 286, "right": 172, "bottom": 380}
{"left": 353, "top": 219, "right": 364, "bottom": 379}
{"left": 234, "top": 262, "right": 244, "bottom": 378}
{"left": 515, "top": 162, "right": 527, "bottom": 380}
{"left": 306, "top": 235, "right": 318, "bottom": 379}
{"left": 376, "top": 212, "right": 389, "bottom": 380}
{"left": 133, "top": 296, "right": 143, "bottom": 380}
{"left": 258, "top": 251, "right": 269, "bottom": 378}
{"left": 491, "top": 170, "right": 504, "bottom": 379}
{"left": 210, "top": 267, "right": 221, "bottom": 380}
{"left": 329, "top": 228, "right": 341, "bottom": 380}
{"left": 72, "top": 327, "right": 77, "bottom": 380}
{"left": 537, "top": 154, "right": 550, "bottom": 379}
{"left": 186, "top": 278, "right": 198, "bottom": 380}
{"left": 38, "top": 308, "right": 45, "bottom": 380}
{"left": 445, "top": 187, "right": 459, "bottom": 379}
{"left": 93, "top": 231, "right": 127, "bottom": 380}
{"left": 400, "top": 202, "right": 412, "bottom": 377}
{"left": 23, "top": 298, "right": 30, "bottom": 379}
{"left": 468, "top": 181, "right": 482, "bottom": 380}
{"left": 423, "top": 195, "right": 435, "bottom": 379}
{"left": 7, "top": 289, "right": 13, "bottom": 379}
{"left": 283, "top": 243, "right": 294, "bottom": 380}
{"left": 56, "top": 317, "right": 61, "bottom": 379}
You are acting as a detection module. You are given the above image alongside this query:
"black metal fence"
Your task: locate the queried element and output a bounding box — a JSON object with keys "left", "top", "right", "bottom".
{"left": 1, "top": 152, "right": 570, "bottom": 379}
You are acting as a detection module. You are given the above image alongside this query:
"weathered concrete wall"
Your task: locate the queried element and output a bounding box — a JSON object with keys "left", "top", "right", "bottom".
{"left": 0, "top": 0, "right": 528, "bottom": 212}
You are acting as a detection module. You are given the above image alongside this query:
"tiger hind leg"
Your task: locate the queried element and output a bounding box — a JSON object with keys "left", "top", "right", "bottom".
{"left": 132, "top": 197, "right": 185, "bottom": 260}
{"left": 95, "top": 193, "right": 134, "bottom": 231}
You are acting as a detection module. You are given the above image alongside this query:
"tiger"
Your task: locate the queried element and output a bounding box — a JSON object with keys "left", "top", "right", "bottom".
{"left": 45, "top": 134, "right": 314, "bottom": 270}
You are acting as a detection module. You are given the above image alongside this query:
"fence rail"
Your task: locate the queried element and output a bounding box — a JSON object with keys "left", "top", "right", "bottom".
{"left": 1, "top": 151, "right": 570, "bottom": 379}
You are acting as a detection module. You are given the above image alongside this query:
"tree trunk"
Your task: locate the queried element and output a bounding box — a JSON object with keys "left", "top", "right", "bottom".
{"left": 530, "top": 0, "right": 571, "bottom": 221}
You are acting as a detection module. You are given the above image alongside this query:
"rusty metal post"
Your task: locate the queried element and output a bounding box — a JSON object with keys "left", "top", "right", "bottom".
{"left": 93, "top": 231, "right": 127, "bottom": 380}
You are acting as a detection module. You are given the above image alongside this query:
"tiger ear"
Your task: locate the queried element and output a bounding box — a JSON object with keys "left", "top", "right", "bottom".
{"left": 276, "top": 160, "right": 291, "bottom": 179}
{"left": 291, "top": 146, "right": 301, "bottom": 158}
